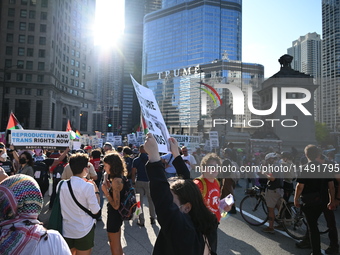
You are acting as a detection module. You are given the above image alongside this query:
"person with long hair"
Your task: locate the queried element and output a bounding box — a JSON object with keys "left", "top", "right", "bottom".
{"left": 143, "top": 133, "right": 218, "bottom": 255}
{"left": 17, "top": 151, "right": 34, "bottom": 177}
{"left": 101, "top": 152, "right": 128, "bottom": 255}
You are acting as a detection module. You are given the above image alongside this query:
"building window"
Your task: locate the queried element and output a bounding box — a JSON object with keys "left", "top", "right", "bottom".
{"left": 76, "top": 51, "right": 80, "bottom": 58}
{"left": 39, "top": 37, "right": 46, "bottom": 45}
{"left": 30, "top": 0, "right": 36, "bottom": 6}
{"left": 7, "top": 21, "right": 14, "bottom": 29}
{"left": 26, "top": 61, "right": 33, "bottom": 70}
{"left": 81, "top": 82, "right": 85, "bottom": 88}
{"left": 7, "top": 34, "right": 14, "bottom": 42}
{"left": 19, "top": 22, "right": 26, "bottom": 30}
{"left": 40, "top": 24, "right": 46, "bottom": 33}
{"left": 21, "top": 0, "right": 28, "bottom": 4}
{"left": 71, "top": 59, "right": 75, "bottom": 65}
{"left": 27, "top": 35, "right": 34, "bottom": 44}
{"left": 15, "top": 99, "right": 30, "bottom": 128}
{"left": 35, "top": 100, "right": 43, "bottom": 128}
{"left": 18, "top": 35, "right": 25, "bottom": 43}
{"left": 9, "top": 0, "right": 16, "bottom": 4}
{"left": 16, "top": 74, "right": 23, "bottom": 81}
{"left": 81, "top": 73, "right": 85, "bottom": 79}
{"left": 25, "top": 74, "right": 32, "bottom": 82}
{"left": 37, "top": 89, "right": 43, "bottom": 96}
{"left": 70, "top": 69, "right": 74, "bottom": 75}
{"left": 70, "top": 79, "right": 74, "bottom": 86}
{"left": 40, "top": 11, "right": 47, "bottom": 20}
{"left": 38, "top": 49, "right": 45, "bottom": 58}
{"left": 20, "top": 9, "right": 27, "bottom": 17}
{"left": 71, "top": 49, "right": 75, "bottom": 56}
{"left": 16, "top": 88, "right": 23, "bottom": 94}
{"left": 38, "top": 62, "right": 45, "bottom": 70}
{"left": 28, "top": 23, "right": 35, "bottom": 31}
{"left": 88, "top": 66, "right": 91, "bottom": 72}
{"left": 75, "top": 71, "right": 79, "bottom": 77}
{"left": 75, "top": 61, "right": 79, "bottom": 67}
{"left": 75, "top": 80, "right": 79, "bottom": 87}
{"left": 25, "top": 88, "right": 31, "bottom": 95}
{"left": 37, "top": 75, "right": 44, "bottom": 82}
{"left": 17, "top": 60, "right": 24, "bottom": 68}
{"left": 18, "top": 47, "right": 25, "bottom": 56}
{"left": 8, "top": 8, "right": 15, "bottom": 17}
{"left": 27, "top": 48, "right": 34, "bottom": 57}
{"left": 5, "top": 59, "right": 12, "bottom": 68}
{"left": 6, "top": 46, "right": 13, "bottom": 55}
{"left": 29, "top": 10, "right": 35, "bottom": 19}
{"left": 41, "top": 0, "right": 48, "bottom": 7}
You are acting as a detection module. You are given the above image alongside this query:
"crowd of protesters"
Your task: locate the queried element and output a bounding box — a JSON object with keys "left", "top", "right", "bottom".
{"left": 1, "top": 138, "right": 340, "bottom": 255}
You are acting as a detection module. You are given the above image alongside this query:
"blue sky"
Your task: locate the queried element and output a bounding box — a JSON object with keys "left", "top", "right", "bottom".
{"left": 242, "top": 0, "right": 322, "bottom": 78}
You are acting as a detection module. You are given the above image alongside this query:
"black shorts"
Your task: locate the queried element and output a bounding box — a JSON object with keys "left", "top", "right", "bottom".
{"left": 107, "top": 203, "right": 123, "bottom": 233}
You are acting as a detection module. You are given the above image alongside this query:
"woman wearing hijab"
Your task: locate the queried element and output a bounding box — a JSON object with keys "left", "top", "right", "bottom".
{"left": 0, "top": 174, "right": 71, "bottom": 255}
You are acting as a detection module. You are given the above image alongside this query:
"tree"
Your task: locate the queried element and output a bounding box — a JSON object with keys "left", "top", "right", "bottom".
{"left": 315, "top": 121, "right": 331, "bottom": 146}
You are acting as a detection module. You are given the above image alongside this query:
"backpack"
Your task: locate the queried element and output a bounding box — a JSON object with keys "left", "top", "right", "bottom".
{"left": 118, "top": 177, "right": 137, "bottom": 220}
{"left": 53, "top": 163, "right": 65, "bottom": 183}
{"left": 33, "top": 160, "right": 50, "bottom": 195}
{"left": 194, "top": 177, "right": 220, "bottom": 198}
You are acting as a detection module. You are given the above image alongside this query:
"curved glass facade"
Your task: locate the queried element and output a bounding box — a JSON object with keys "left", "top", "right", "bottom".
{"left": 143, "top": 0, "right": 242, "bottom": 75}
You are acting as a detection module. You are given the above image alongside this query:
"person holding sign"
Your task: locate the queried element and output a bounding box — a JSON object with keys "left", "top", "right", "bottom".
{"left": 143, "top": 133, "right": 218, "bottom": 255}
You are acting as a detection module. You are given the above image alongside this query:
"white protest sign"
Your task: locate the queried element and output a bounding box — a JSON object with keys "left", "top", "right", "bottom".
{"left": 113, "top": 136, "right": 122, "bottom": 147}
{"left": 136, "top": 131, "right": 144, "bottom": 146}
{"left": 209, "top": 131, "right": 219, "bottom": 148}
{"left": 91, "top": 136, "right": 99, "bottom": 147}
{"left": 98, "top": 138, "right": 104, "bottom": 148}
{"left": 106, "top": 133, "right": 114, "bottom": 142}
{"left": 11, "top": 130, "right": 70, "bottom": 149}
{"left": 131, "top": 75, "right": 170, "bottom": 153}
{"left": 170, "top": 135, "right": 201, "bottom": 152}
{"left": 72, "top": 141, "right": 81, "bottom": 150}
{"left": 127, "top": 133, "right": 137, "bottom": 145}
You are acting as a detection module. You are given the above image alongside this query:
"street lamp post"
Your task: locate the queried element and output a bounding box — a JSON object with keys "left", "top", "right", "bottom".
{"left": 1, "top": 64, "right": 23, "bottom": 131}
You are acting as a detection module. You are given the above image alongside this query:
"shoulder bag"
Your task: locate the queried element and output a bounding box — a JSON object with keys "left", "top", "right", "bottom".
{"left": 67, "top": 180, "right": 101, "bottom": 219}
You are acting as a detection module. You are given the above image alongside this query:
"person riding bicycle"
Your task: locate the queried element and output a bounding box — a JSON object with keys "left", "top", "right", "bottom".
{"left": 260, "top": 152, "right": 283, "bottom": 233}
{"left": 280, "top": 151, "right": 296, "bottom": 202}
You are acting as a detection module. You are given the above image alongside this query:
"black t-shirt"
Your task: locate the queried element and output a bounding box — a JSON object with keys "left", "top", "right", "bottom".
{"left": 0, "top": 159, "right": 14, "bottom": 174}
{"left": 297, "top": 161, "right": 332, "bottom": 203}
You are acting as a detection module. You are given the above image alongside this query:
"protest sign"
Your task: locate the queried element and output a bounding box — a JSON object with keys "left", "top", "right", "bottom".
{"left": 209, "top": 131, "right": 219, "bottom": 148}
{"left": 136, "top": 131, "right": 144, "bottom": 146}
{"left": 106, "top": 132, "right": 114, "bottom": 143}
{"left": 170, "top": 135, "right": 201, "bottom": 152}
{"left": 131, "top": 75, "right": 170, "bottom": 153}
{"left": 11, "top": 130, "right": 70, "bottom": 149}
{"left": 127, "top": 133, "right": 137, "bottom": 146}
{"left": 113, "top": 136, "right": 122, "bottom": 147}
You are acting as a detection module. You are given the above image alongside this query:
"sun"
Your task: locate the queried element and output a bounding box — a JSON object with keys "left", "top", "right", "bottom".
{"left": 93, "top": 0, "right": 125, "bottom": 47}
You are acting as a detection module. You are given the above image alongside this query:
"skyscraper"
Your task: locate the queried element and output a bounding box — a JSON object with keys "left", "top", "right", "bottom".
{"left": 142, "top": 0, "right": 264, "bottom": 135}
{"left": 322, "top": 0, "right": 340, "bottom": 130}
{"left": 119, "top": 0, "right": 162, "bottom": 134}
{"left": 0, "top": 0, "right": 96, "bottom": 132}
{"left": 287, "top": 32, "right": 321, "bottom": 121}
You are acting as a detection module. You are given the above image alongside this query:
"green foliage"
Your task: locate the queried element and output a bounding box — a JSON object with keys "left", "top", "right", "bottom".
{"left": 315, "top": 121, "right": 330, "bottom": 145}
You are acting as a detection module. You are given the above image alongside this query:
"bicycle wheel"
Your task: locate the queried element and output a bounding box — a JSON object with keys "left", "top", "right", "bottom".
{"left": 281, "top": 203, "right": 307, "bottom": 240}
{"left": 240, "top": 195, "right": 268, "bottom": 226}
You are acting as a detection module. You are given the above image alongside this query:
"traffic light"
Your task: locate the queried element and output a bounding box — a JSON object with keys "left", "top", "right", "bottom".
{"left": 107, "top": 119, "right": 112, "bottom": 131}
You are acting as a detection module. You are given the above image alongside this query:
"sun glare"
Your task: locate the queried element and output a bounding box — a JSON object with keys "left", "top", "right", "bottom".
{"left": 94, "top": 0, "right": 125, "bottom": 47}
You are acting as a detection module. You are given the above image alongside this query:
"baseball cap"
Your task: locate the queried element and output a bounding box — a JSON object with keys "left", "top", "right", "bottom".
{"left": 265, "top": 152, "right": 277, "bottom": 161}
{"left": 84, "top": 145, "right": 92, "bottom": 150}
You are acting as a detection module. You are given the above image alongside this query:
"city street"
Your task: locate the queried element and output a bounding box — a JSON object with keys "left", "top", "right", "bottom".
{"left": 40, "top": 178, "right": 340, "bottom": 255}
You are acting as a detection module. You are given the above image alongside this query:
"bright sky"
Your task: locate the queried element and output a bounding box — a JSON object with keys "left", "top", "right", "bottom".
{"left": 242, "top": 0, "right": 322, "bottom": 78}
{"left": 94, "top": 0, "right": 125, "bottom": 46}
{"left": 94, "top": 0, "right": 322, "bottom": 77}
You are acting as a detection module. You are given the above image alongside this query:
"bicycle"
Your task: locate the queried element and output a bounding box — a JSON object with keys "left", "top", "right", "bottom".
{"left": 239, "top": 186, "right": 308, "bottom": 240}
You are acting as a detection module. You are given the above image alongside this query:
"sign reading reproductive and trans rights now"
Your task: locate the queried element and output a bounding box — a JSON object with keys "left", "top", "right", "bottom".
{"left": 131, "top": 75, "right": 170, "bottom": 153}
{"left": 11, "top": 130, "right": 71, "bottom": 149}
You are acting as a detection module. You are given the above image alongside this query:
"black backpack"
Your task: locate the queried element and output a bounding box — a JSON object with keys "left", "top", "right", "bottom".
{"left": 33, "top": 160, "right": 50, "bottom": 195}
{"left": 118, "top": 177, "right": 137, "bottom": 220}
{"left": 53, "top": 163, "right": 65, "bottom": 184}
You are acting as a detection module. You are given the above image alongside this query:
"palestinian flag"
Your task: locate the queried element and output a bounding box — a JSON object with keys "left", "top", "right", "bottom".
{"left": 66, "top": 119, "right": 76, "bottom": 140}
{"left": 6, "top": 112, "right": 23, "bottom": 131}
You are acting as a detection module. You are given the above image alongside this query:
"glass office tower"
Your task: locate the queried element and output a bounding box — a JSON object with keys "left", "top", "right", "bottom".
{"left": 142, "top": 0, "right": 263, "bottom": 136}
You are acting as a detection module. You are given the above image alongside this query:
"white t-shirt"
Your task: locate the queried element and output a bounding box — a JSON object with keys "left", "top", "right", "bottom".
{"left": 181, "top": 154, "right": 197, "bottom": 171}
{"left": 59, "top": 176, "right": 100, "bottom": 239}
{"left": 33, "top": 230, "right": 71, "bottom": 255}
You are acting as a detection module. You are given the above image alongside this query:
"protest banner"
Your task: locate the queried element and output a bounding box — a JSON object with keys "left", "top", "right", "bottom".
{"left": 127, "top": 133, "right": 137, "bottom": 146}
{"left": 11, "top": 130, "right": 70, "bottom": 149}
{"left": 209, "top": 131, "right": 219, "bottom": 148}
{"left": 131, "top": 75, "right": 170, "bottom": 153}
{"left": 170, "top": 135, "right": 201, "bottom": 152}
{"left": 106, "top": 132, "right": 114, "bottom": 143}
{"left": 113, "top": 136, "right": 122, "bottom": 147}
